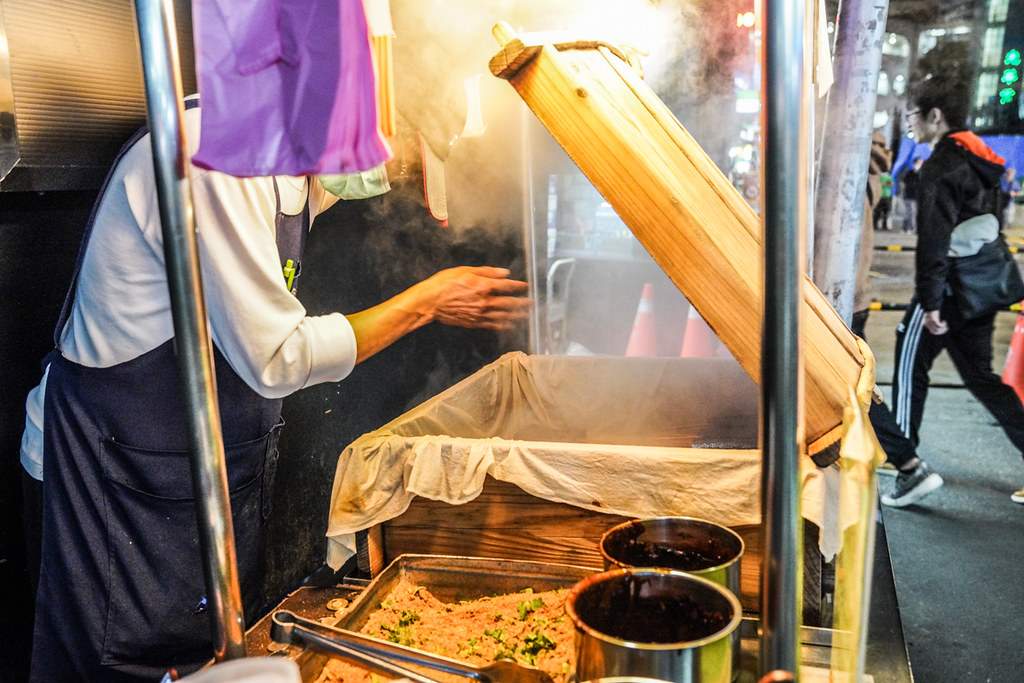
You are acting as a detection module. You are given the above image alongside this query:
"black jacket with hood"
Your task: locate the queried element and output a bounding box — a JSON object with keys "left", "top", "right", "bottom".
{"left": 915, "top": 131, "right": 1006, "bottom": 311}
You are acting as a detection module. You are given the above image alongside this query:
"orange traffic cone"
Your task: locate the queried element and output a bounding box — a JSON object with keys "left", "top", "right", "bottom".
{"left": 1002, "top": 311, "right": 1024, "bottom": 404}
{"left": 625, "top": 283, "right": 657, "bottom": 356}
{"left": 680, "top": 304, "right": 715, "bottom": 358}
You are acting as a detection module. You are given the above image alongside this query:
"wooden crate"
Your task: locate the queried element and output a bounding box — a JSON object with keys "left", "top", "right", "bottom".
{"left": 378, "top": 477, "right": 811, "bottom": 617}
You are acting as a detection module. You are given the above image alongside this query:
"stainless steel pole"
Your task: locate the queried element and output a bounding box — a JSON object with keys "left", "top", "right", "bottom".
{"left": 521, "top": 103, "right": 541, "bottom": 355}
{"left": 760, "top": 0, "right": 806, "bottom": 676}
{"left": 812, "top": 0, "right": 890, "bottom": 322}
{"left": 132, "top": 0, "right": 247, "bottom": 662}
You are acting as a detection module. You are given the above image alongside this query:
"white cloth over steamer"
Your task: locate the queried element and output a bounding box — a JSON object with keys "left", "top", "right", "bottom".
{"left": 325, "top": 351, "right": 843, "bottom": 568}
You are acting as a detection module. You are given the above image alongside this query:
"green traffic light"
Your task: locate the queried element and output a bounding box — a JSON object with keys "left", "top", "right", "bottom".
{"left": 1006, "top": 49, "right": 1022, "bottom": 67}
{"left": 1002, "top": 68, "right": 1019, "bottom": 85}
{"left": 1000, "top": 87, "right": 1016, "bottom": 104}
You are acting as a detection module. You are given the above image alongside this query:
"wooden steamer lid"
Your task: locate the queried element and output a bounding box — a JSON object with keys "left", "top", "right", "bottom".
{"left": 488, "top": 23, "right": 872, "bottom": 461}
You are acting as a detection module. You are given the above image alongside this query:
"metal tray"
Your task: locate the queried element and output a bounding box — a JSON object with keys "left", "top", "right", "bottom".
{"left": 280, "top": 555, "right": 854, "bottom": 683}
{"left": 338, "top": 554, "right": 597, "bottom": 629}
{"left": 293, "top": 554, "right": 598, "bottom": 681}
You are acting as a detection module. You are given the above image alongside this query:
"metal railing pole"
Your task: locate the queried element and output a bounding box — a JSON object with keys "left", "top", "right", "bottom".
{"left": 521, "top": 103, "right": 541, "bottom": 354}
{"left": 132, "top": 0, "right": 246, "bottom": 662}
{"left": 760, "top": 0, "right": 806, "bottom": 676}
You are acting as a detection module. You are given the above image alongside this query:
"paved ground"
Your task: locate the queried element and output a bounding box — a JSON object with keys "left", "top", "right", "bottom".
{"left": 864, "top": 221, "right": 1024, "bottom": 683}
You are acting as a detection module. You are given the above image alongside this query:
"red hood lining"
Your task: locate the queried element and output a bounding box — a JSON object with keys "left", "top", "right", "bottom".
{"left": 949, "top": 131, "right": 1006, "bottom": 165}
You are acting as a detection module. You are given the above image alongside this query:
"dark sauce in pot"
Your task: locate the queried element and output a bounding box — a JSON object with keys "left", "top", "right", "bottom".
{"left": 606, "top": 520, "right": 733, "bottom": 572}
{"left": 574, "top": 573, "right": 729, "bottom": 643}
{"left": 616, "top": 536, "right": 729, "bottom": 571}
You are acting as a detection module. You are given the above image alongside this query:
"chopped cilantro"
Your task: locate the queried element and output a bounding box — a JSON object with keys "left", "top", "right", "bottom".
{"left": 523, "top": 631, "right": 556, "bottom": 652}
{"left": 494, "top": 648, "right": 517, "bottom": 662}
{"left": 379, "top": 623, "right": 414, "bottom": 646}
{"left": 517, "top": 597, "right": 544, "bottom": 621}
{"left": 459, "top": 638, "right": 480, "bottom": 657}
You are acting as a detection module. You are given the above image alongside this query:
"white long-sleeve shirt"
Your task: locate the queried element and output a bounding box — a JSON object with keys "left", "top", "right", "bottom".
{"left": 21, "top": 105, "right": 358, "bottom": 480}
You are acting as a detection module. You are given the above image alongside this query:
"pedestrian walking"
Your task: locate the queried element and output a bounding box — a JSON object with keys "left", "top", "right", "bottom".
{"left": 892, "top": 75, "right": 1024, "bottom": 505}
{"left": 854, "top": 132, "right": 943, "bottom": 506}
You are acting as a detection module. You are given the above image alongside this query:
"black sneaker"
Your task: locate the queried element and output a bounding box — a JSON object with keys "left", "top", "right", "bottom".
{"left": 881, "top": 461, "right": 943, "bottom": 507}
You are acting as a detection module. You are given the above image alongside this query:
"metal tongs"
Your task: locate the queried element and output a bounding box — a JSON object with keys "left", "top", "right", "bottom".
{"left": 270, "top": 610, "right": 556, "bottom": 683}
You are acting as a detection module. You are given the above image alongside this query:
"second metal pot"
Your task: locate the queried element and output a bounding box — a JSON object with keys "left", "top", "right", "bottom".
{"left": 599, "top": 517, "right": 744, "bottom": 597}
{"left": 566, "top": 568, "right": 742, "bottom": 683}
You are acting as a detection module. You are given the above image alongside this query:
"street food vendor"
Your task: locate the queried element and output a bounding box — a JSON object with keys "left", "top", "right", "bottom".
{"left": 19, "top": 98, "right": 530, "bottom": 682}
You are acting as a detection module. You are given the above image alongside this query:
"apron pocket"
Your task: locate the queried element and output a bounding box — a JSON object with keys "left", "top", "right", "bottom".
{"left": 98, "top": 427, "right": 277, "bottom": 667}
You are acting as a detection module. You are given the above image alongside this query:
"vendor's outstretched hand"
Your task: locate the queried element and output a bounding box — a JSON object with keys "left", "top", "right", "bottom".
{"left": 346, "top": 266, "right": 531, "bottom": 363}
{"left": 423, "top": 266, "right": 531, "bottom": 330}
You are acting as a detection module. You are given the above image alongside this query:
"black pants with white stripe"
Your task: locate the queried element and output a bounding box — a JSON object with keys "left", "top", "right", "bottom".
{"left": 853, "top": 309, "right": 919, "bottom": 469}
{"left": 892, "top": 297, "right": 1024, "bottom": 457}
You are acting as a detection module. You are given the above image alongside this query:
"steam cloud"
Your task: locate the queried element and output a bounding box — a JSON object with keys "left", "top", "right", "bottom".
{"left": 387, "top": 0, "right": 704, "bottom": 231}
{"left": 382, "top": 0, "right": 750, "bottom": 357}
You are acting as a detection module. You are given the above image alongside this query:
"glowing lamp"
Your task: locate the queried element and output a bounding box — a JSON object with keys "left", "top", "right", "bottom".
{"left": 736, "top": 12, "right": 755, "bottom": 28}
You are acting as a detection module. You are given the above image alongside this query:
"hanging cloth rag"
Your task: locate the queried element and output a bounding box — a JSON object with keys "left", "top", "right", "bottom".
{"left": 364, "top": 0, "right": 396, "bottom": 137}
{"left": 192, "top": 0, "right": 391, "bottom": 177}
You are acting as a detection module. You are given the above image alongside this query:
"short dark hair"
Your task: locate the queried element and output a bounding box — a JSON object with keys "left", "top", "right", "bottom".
{"left": 909, "top": 74, "right": 971, "bottom": 129}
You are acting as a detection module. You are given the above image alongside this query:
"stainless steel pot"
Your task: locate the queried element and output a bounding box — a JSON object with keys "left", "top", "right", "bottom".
{"left": 566, "top": 568, "right": 742, "bottom": 683}
{"left": 599, "top": 517, "right": 745, "bottom": 680}
{"left": 599, "top": 517, "right": 744, "bottom": 597}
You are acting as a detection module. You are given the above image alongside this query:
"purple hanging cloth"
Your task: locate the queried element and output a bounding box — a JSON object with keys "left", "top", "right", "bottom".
{"left": 192, "top": 0, "right": 391, "bottom": 177}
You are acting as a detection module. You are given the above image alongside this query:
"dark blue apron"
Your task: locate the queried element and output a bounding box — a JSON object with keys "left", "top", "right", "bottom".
{"left": 31, "top": 109, "right": 310, "bottom": 681}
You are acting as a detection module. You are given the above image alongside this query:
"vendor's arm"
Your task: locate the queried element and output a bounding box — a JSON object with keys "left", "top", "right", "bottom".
{"left": 184, "top": 172, "right": 529, "bottom": 391}
{"left": 186, "top": 170, "right": 359, "bottom": 397}
{"left": 346, "top": 266, "right": 530, "bottom": 363}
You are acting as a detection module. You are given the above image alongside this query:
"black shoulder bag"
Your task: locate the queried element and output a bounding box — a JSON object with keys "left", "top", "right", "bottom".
{"left": 949, "top": 232, "right": 1024, "bottom": 320}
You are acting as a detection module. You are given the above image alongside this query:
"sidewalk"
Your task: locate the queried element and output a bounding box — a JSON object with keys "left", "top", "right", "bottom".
{"left": 877, "top": 385, "right": 1024, "bottom": 682}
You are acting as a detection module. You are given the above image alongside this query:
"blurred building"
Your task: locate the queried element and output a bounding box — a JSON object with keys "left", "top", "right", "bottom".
{"left": 850, "top": 1, "right": 1024, "bottom": 180}
{"left": 876, "top": 0, "right": 1024, "bottom": 136}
